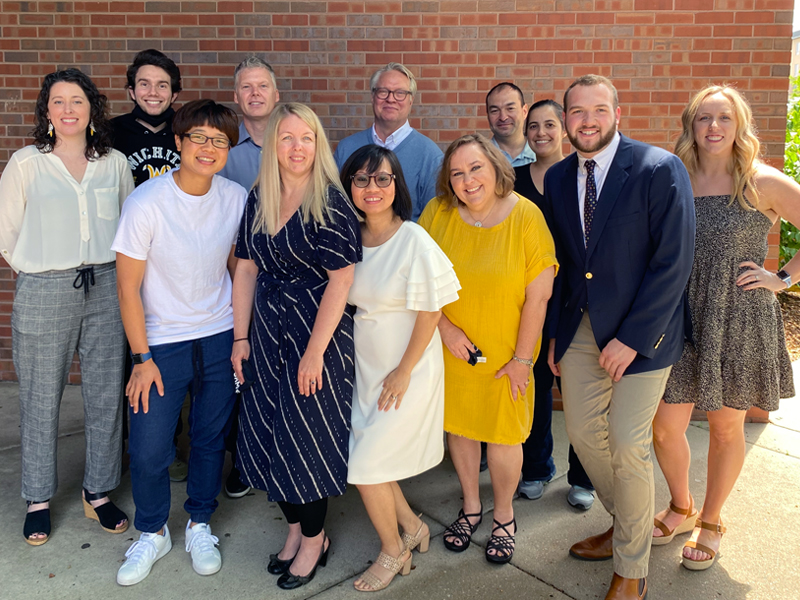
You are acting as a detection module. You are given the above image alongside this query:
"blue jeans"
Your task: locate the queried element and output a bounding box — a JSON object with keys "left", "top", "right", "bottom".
{"left": 521, "top": 336, "right": 593, "bottom": 490}
{"left": 128, "top": 329, "right": 236, "bottom": 533}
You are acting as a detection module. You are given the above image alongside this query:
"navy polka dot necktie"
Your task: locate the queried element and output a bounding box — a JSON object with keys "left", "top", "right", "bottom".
{"left": 583, "top": 159, "right": 597, "bottom": 246}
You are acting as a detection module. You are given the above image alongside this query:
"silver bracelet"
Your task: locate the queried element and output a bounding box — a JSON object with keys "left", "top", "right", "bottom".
{"left": 512, "top": 355, "right": 534, "bottom": 368}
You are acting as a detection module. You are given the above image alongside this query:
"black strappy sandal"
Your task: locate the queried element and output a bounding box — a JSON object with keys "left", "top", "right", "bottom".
{"left": 24, "top": 500, "right": 51, "bottom": 546}
{"left": 485, "top": 518, "right": 516, "bottom": 564}
{"left": 443, "top": 505, "right": 483, "bottom": 553}
{"left": 82, "top": 488, "right": 129, "bottom": 534}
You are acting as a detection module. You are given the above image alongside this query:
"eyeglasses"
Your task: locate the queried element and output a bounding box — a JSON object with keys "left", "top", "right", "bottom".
{"left": 372, "top": 88, "right": 411, "bottom": 101}
{"left": 180, "top": 132, "right": 232, "bottom": 149}
{"left": 351, "top": 173, "right": 396, "bottom": 188}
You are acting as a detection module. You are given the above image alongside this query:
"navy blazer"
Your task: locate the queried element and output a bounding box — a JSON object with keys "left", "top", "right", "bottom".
{"left": 543, "top": 134, "right": 696, "bottom": 375}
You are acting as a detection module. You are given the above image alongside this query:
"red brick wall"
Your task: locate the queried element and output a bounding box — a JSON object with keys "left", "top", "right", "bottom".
{"left": 0, "top": 0, "right": 794, "bottom": 381}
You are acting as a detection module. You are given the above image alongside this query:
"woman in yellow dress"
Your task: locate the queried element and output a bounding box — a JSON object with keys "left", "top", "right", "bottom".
{"left": 418, "top": 134, "right": 557, "bottom": 564}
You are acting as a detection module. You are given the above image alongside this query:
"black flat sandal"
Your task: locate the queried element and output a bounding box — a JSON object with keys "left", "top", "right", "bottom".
{"left": 485, "top": 518, "right": 516, "bottom": 564}
{"left": 443, "top": 505, "right": 483, "bottom": 553}
{"left": 268, "top": 551, "right": 296, "bottom": 575}
{"left": 24, "top": 500, "right": 51, "bottom": 546}
{"left": 82, "top": 488, "right": 128, "bottom": 534}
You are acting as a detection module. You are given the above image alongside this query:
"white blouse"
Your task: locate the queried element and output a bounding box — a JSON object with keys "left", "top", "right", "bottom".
{"left": 0, "top": 145, "right": 134, "bottom": 273}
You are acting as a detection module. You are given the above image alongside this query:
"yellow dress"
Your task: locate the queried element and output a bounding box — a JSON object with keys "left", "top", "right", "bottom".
{"left": 418, "top": 195, "right": 558, "bottom": 445}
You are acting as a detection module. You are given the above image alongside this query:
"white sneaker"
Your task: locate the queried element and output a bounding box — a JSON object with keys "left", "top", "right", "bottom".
{"left": 117, "top": 524, "right": 172, "bottom": 586}
{"left": 185, "top": 520, "right": 221, "bottom": 575}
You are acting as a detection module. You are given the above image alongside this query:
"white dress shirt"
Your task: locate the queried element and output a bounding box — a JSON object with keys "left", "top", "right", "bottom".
{"left": 371, "top": 120, "right": 413, "bottom": 151}
{"left": 577, "top": 132, "right": 622, "bottom": 244}
{"left": 0, "top": 145, "right": 134, "bottom": 273}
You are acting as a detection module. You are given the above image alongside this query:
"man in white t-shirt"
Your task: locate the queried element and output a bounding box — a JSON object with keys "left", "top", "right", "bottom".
{"left": 111, "top": 100, "right": 247, "bottom": 586}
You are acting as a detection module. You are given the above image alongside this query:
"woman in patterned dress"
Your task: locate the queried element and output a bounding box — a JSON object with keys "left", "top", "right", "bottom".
{"left": 231, "top": 103, "right": 361, "bottom": 590}
{"left": 652, "top": 85, "right": 799, "bottom": 570}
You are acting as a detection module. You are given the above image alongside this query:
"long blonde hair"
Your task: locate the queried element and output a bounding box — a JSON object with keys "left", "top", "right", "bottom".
{"left": 254, "top": 103, "right": 345, "bottom": 235}
{"left": 674, "top": 85, "right": 761, "bottom": 210}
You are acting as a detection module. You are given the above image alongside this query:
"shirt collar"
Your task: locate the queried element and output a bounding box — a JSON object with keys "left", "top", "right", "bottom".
{"left": 491, "top": 137, "right": 537, "bottom": 164}
{"left": 371, "top": 120, "right": 412, "bottom": 147}
{"left": 577, "top": 131, "right": 621, "bottom": 173}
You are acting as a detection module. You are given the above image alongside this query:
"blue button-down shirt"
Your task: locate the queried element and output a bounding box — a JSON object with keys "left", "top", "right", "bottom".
{"left": 491, "top": 137, "right": 536, "bottom": 167}
{"left": 218, "top": 121, "right": 262, "bottom": 190}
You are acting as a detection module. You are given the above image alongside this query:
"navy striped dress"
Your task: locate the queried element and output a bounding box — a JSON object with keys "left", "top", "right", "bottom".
{"left": 235, "top": 186, "right": 362, "bottom": 504}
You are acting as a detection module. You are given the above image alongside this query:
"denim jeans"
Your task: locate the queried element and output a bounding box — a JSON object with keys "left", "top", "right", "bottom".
{"left": 128, "top": 329, "right": 236, "bottom": 533}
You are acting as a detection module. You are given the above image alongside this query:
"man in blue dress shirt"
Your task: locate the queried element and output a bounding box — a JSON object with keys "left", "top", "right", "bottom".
{"left": 486, "top": 82, "right": 536, "bottom": 168}
{"left": 218, "top": 56, "right": 281, "bottom": 499}
{"left": 218, "top": 56, "right": 280, "bottom": 191}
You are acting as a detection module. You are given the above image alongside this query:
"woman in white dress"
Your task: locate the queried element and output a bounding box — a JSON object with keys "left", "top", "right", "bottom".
{"left": 341, "top": 145, "right": 460, "bottom": 592}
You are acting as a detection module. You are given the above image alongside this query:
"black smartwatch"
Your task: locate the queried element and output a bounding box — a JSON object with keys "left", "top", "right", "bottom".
{"left": 777, "top": 269, "right": 792, "bottom": 288}
{"left": 131, "top": 351, "right": 153, "bottom": 365}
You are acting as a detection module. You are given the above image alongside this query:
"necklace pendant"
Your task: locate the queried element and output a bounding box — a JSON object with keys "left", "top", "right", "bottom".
{"left": 474, "top": 221, "right": 482, "bottom": 227}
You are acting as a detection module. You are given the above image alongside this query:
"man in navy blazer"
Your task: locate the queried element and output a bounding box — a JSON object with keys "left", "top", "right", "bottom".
{"left": 543, "top": 75, "right": 695, "bottom": 600}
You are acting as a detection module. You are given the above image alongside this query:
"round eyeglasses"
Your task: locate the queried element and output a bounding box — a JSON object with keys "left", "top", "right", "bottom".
{"left": 180, "top": 132, "right": 232, "bottom": 149}
{"left": 351, "top": 173, "right": 396, "bottom": 188}
{"left": 372, "top": 88, "right": 411, "bottom": 101}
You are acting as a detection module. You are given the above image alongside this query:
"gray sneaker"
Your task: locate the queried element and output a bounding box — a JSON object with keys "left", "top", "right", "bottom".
{"left": 567, "top": 485, "right": 595, "bottom": 510}
{"left": 518, "top": 479, "right": 549, "bottom": 500}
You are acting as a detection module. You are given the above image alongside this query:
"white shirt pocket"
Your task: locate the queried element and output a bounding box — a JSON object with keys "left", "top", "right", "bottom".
{"left": 95, "top": 187, "right": 120, "bottom": 220}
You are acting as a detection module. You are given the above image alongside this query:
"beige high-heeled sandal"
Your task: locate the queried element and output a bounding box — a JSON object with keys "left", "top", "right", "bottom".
{"left": 652, "top": 496, "right": 697, "bottom": 546}
{"left": 354, "top": 548, "right": 412, "bottom": 592}
{"left": 401, "top": 514, "right": 430, "bottom": 553}
{"left": 682, "top": 518, "right": 726, "bottom": 571}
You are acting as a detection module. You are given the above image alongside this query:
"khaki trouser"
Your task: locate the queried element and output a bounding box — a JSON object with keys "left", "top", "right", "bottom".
{"left": 560, "top": 313, "right": 671, "bottom": 579}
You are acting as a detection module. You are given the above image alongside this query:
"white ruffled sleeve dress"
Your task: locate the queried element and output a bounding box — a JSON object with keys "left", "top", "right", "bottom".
{"left": 347, "top": 221, "right": 461, "bottom": 485}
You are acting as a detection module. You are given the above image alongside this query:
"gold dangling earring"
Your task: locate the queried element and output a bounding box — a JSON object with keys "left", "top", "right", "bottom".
{"left": 47, "top": 120, "right": 54, "bottom": 138}
{"left": 89, "top": 121, "right": 95, "bottom": 136}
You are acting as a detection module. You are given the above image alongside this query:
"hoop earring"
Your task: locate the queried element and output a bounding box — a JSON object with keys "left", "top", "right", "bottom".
{"left": 47, "top": 121, "right": 54, "bottom": 138}
{"left": 89, "top": 121, "right": 95, "bottom": 136}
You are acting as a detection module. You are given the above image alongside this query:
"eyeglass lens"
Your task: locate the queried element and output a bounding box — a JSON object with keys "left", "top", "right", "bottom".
{"left": 352, "top": 173, "right": 394, "bottom": 188}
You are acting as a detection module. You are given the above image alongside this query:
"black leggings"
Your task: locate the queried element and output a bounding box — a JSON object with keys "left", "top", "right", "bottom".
{"left": 277, "top": 498, "right": 328, "bottom": 538}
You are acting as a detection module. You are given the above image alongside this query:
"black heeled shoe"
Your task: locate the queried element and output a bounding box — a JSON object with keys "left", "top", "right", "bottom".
{"left": 24, "top": 500, "right": 51, "bottom": 546}
{"left": 276, "top": 536, "right": 330, "bottom": 590}
{"left": 443, "top": 504, "right": 483, "bottom": 553}
{"left": 82, "top": 488, "right": 129, "bottom": 534}
{"left": 485, "top": 517, "right": 516, "bottom": 564}
{"left": 268, "top": 551, "right": 296, "bottom": 575}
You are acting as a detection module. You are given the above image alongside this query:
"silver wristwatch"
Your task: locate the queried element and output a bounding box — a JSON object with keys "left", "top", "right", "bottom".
{"left": 777, "top": 269, "right": 792, "bottom": 288}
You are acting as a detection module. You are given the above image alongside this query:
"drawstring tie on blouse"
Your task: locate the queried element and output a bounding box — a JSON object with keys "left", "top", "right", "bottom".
{"left": 73, "top": 266, "right": 95, "bottom": 295}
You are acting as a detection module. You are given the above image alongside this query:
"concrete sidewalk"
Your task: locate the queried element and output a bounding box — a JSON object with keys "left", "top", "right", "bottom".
{"left": 0, "top": 371, "right": 798, "bottom": 600}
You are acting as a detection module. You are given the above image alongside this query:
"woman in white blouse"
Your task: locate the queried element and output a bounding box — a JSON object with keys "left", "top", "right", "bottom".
{"left": 341, "top": 145, "right": 460, "bottom": 592}
{"left": 0, "top": 69, "right": 134, "bottom": 546}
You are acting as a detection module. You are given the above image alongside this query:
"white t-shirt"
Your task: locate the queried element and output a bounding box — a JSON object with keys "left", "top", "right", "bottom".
{"left": 112, "top": 171, "right": 247, "bottom": 346}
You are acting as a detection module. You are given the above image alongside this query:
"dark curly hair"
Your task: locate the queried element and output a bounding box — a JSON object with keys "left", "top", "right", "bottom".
{"left": 125, "top": 49, "right": 182, "bottom": 95}
{"left": 32, "top": 68, "right": 113, "bottom": 160}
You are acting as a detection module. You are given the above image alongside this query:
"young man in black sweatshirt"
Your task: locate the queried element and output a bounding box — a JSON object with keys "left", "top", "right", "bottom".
{"left": 112, "top": 50, "right": 187, "bottom": 483}
{"left": 112, "top": 49, "right": 182, "bottom": 187}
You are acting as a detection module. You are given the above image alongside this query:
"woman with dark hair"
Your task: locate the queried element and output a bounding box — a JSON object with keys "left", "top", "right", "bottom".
{"left": 112, "top": 99, "right": 246, "bottom": 585}
{"left": 341, "top": 145, "right": 459, "bottom": 592}
{"left": 512, "top": 100, "right": 595, "bottom": 511}
{"left": 0, "top": 68, "right": 134, "bottom": 546}
{"left": 231, "top": 103, "right": 361, "bottom": 591}
{"left": 419, "top": 134, "right": 557, "bottom": 565}
{"left": 652, "top": 85, "right": 798, "bottom": 570}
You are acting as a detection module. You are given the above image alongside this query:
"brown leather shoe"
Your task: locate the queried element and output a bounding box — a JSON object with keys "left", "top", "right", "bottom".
{"left": 604, "top": 573, "right": 647, "bottom": 600}
{"left": 569, "top": 525, "right": 613, "bottom": 561}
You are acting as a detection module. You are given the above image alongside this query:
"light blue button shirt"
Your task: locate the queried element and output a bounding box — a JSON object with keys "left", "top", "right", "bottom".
{"left": 491, "top": 137, "right": 537, "bottom": 167}
{"left": 218, "top": 121, "right": 261, "bottom": 191}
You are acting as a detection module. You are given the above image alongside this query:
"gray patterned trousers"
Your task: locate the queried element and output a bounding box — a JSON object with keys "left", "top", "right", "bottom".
{"left": 13, "top": 263, "right": 125, "bottom": 502}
